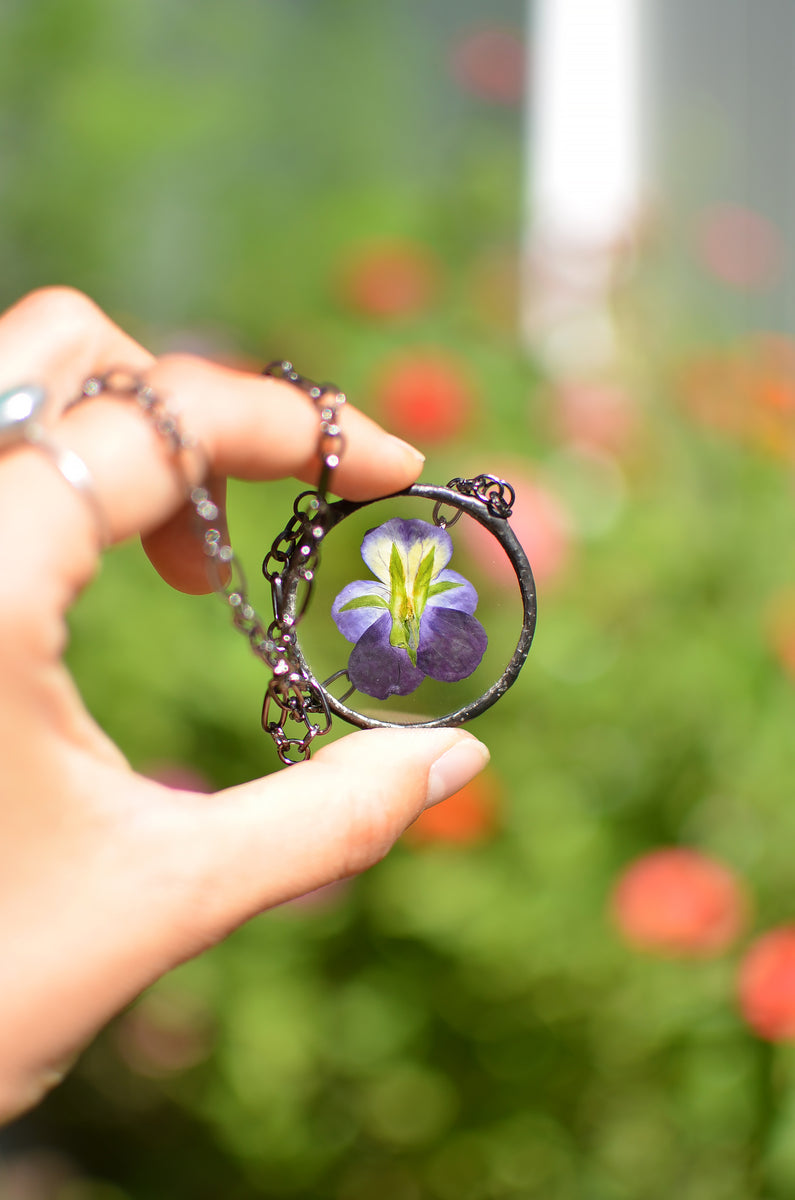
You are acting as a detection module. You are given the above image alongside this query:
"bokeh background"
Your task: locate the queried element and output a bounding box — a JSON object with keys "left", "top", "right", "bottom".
{"left": 3, "top": 2, "right": 795, "bottom": 1197}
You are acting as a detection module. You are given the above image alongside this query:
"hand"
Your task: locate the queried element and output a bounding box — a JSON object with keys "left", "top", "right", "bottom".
{"left": 0, "top": 288, "right": 490, "bottom": 1122}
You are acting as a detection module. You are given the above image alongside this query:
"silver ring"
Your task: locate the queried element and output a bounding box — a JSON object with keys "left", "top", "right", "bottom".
{"left": 0, "top": 383, "right": 110, "bottom": 547}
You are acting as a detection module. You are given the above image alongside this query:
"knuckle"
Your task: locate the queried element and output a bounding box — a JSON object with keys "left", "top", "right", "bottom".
{"left": 14, "top": 285, "right": 102, "bottom": 331}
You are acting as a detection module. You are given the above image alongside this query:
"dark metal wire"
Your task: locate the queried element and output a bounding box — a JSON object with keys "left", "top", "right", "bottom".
{"left": 273, "top": 479, "right": 537, "bottom": 732}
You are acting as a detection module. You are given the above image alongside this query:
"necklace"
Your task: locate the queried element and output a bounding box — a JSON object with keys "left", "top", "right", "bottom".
{"left": 75, "top": 362, "right": 536, "bottom": 765}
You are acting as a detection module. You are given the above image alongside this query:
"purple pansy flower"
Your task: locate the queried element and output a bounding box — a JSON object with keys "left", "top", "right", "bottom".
{"left": 331, "top": 518, "right": 487, "bottom": 700}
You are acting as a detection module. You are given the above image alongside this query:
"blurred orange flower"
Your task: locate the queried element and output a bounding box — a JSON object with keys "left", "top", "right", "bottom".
{"left": 610, "top": 847, "right": 747, "bottom": 957}
{"left": 677, "top": 335, "right": 795, "bottom": 459}
{"left": 738, "top": 927, "right": 795, "bottom": 1041}
{"left": 406, "top": 769, "right": 500, "bottom": 846}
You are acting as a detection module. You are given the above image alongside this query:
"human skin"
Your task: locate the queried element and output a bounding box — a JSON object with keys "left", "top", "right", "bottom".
{"left": 0, "top": 288, "right": 489, "bottom": 1122}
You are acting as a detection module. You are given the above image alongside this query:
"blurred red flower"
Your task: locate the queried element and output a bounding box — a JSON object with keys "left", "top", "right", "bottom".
{"left": 337, "top": 239, "right": 438, "bottom": 320}
{"left": 694, "top": 204, "right": 783, "bottom": 291}
{"left": 449, "top": 26, "right": 525, "bottom": 106}
{"left": 738, "top": 927, "right": 795, "bottom": 1041}
{"left": 551, "top": 379, "right": 638, "bottom": 456}
{"left": 372, "top": 350, "right": 474, "bottom": 443}
{"left": 406, "top": 770, "right": 500, "bottom": 845}
{"left": 610, "top": 847, "right": 747, "bottom": 957}
{"left": 457, "top": 461, "right": 572, "bottom": 587}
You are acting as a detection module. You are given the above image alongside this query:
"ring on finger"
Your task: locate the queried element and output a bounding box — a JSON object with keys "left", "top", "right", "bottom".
{"left": 0, "top": 383, "right": 110, "bottom": 547}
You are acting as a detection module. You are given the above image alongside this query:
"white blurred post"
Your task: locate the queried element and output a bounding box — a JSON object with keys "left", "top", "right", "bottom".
{"left": 523, "top": 0, "right": 644, "bottom": 374}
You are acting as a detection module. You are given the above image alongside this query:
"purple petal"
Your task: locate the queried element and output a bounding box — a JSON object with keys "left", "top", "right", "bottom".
{"left": 426, "top": 568, "right": 479, "bottom": 614}
{"left": 348, "top": 613, "right": 426, "bottom": 699}
{"left": 361, "top": 518, "right": 452, "bottom": 585}
{"left": 417, "top": 608, "right": 487, "bottom": 682}
{"left": 332, "top": 579, "right": 390, "bottom": 643}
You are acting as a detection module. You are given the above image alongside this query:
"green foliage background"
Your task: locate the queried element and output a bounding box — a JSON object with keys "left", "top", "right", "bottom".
{"left": 3, "top": 3, "right": 795, "bottom": 1198}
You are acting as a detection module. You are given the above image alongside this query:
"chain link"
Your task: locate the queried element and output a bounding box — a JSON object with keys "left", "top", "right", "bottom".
{"left": 432, "top": 474, "right": 515, "bottom": 528}
{"left": 76, "top": 363, "right": 345, "bottom": 767}
{"left": 257, "top": 361, "right": 347, "bottom": 761}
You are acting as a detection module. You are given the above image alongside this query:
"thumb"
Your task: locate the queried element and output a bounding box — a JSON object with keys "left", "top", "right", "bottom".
{"left": 0, "top": 729, "right": 489, "bottom": 1119}
{"left": 180, "top": 727, "right": 490, "bottom": 950}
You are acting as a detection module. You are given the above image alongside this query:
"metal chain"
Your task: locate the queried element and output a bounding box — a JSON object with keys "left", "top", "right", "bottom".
{"left": 448, "top": 474, "right": 515, "bottom": 517}
{"left": 432, "top": 474, "right": 515, "bottom": 529}
{"left": 259, "top": 361, "right": 346, "bottom": 762}
{"left": 76, "top": 362, "right": 346, "bottom": 766}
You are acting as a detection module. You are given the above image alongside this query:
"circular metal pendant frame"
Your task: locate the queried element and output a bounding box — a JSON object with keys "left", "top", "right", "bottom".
{"left": 280, "top": 481, "right": 537, "bottom": 732}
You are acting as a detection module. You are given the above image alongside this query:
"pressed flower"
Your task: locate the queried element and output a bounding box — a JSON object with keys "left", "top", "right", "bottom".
{"left": 331, "top": 518, "right": 487, "bottom": 700}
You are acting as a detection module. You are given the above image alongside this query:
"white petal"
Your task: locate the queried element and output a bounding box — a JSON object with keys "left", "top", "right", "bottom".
{"left": 361, "top": 518, "right": 452, "bottom": 590}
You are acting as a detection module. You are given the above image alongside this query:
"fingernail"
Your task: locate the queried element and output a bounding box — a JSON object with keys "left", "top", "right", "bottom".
{"left": 425, "top": 736, "right": 490, "bottom": 809}
{"left": 386, "top": 434, "right": 425, "bottom": 469}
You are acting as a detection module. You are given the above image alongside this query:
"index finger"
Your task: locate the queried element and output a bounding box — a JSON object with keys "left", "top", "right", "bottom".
{"left": 0, "top": 289, "right": 425, "bottom": 624}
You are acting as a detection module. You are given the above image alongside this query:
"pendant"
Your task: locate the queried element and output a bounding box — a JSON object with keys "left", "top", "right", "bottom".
{"left": 265, "top": 475, "right": 536, "bottom": 734}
